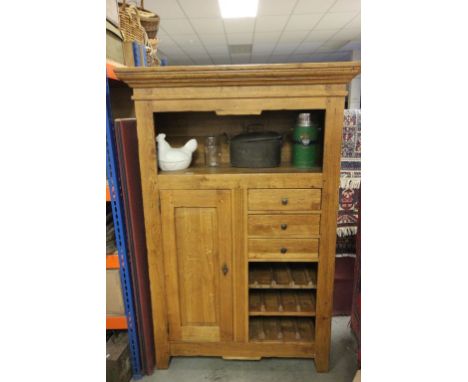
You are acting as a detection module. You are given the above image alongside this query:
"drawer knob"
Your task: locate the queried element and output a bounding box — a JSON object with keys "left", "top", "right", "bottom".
{"left": 280, "top": 224, "right": 288, "bottom": 230}
{"left": 280, "top": 247, "right": 288, "bottom": 254}
{"left": 281, "top": 198, "right": 288, "bottom": 205}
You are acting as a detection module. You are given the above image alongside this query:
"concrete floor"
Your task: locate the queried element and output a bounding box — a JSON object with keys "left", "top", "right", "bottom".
{"left": 137, "top": 316, "right": 358, "bottom": 382}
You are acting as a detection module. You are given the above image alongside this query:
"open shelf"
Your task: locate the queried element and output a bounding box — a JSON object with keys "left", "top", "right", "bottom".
{"left": 249, "top": 263, "right": 317, "bottom": 289}
{"left": 154, "top": 110, "right": 325, "bottom": 175}
{"left": 249, "top": 290, "right": 316, "bottom": 316}
{"left": 249, "top": 317, "right": 315, "bottom": 342}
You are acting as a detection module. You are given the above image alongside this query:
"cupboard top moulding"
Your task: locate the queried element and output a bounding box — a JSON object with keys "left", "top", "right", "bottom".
{"left": 115, "top": 62, "right": 361, "bottom": 114}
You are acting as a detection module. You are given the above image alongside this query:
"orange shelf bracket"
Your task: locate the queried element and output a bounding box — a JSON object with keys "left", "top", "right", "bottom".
{"left": 106, "top": 182, "right": 111, "bottom": 201}
{"left": 106, "top": 253, "right": 120, "bottom": 269}
{"left": 106, "top": 59, "right": 126, "bottom": 81}
{"left": 106, "top": 316, "right": 127, "bottom": 329}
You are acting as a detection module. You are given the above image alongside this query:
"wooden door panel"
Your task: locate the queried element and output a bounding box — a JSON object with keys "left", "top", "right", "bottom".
{"left": 175, "top": 207, "right": 218, "bottom": 326}
{"left": 160, "top": 190, "right": 233, "bottom": 343}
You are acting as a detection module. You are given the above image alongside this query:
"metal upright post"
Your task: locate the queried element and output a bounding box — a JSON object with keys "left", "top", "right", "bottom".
{"left": 106, "top": 78, "right": 142, "bottom": 378}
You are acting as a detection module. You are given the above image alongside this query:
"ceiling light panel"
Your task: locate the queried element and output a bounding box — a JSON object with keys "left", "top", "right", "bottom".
{"left": 219, "top": 0, "right": 258, "bottom": 18}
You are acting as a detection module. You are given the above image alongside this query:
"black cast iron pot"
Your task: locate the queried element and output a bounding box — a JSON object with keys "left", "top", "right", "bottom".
{"left": 230, "top": 131, "right": 282, "bottom": 168}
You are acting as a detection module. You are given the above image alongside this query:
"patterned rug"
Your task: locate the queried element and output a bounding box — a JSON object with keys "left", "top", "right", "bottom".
{"left": 336, "top": 109, "right": 361, "bottom": 256}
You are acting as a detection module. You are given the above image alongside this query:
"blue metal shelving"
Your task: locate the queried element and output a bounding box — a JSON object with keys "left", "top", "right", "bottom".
{"left": 106, "top": 78, "right": 142, "bottom": 378}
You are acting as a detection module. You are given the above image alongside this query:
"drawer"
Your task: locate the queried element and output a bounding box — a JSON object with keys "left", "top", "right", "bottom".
{"left": 248, "top": 189, "right": 321, "bottom": 211}
{"left": 248, "top": 214, "right": 320, "bottom": 237}
{"left": 248, "top": 239, "right": 319, "bottom": 261}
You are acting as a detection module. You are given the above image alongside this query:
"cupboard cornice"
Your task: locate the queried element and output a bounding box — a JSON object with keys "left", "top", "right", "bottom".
{"left": 115, "top": 62, "right": 361, "bottom": 89}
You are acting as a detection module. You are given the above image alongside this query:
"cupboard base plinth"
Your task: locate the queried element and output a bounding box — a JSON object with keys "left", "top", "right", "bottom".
{"left": 222, "top": 356, "right": 262, "bottom": 361}
{"left": 170, "top": 341, "right": 315, "bottom": 359}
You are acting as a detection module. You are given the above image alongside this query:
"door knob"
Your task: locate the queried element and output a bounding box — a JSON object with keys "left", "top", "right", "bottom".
{"left": 280, "top": 247, "right": 288, "bottom": 254}
{"left": 222, "top": 263, "right": 229, "bottom": 275}
{"left": 280, "top": 224, "right": 288, "bottom": 230}
{"left": 281, "top": 198, "right": 288, "bottom": 205}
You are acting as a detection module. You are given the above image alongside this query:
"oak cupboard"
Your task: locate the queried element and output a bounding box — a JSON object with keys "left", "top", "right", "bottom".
{"left": 115, "top": 62, "right": 360, "bottom": 372}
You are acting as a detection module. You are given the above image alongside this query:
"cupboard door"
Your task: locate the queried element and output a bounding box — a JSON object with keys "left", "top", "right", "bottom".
{"left": 160, "top": 190, "right": 233, "bottom": 343}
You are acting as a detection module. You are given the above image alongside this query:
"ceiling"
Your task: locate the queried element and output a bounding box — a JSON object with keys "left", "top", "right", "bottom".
{"left": 144, "top": 0, "right": 360, "bottom": 65}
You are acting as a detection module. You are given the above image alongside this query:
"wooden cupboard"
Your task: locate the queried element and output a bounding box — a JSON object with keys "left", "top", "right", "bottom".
{"left": 115, "top": 62, "right": 360, "bottom": 372}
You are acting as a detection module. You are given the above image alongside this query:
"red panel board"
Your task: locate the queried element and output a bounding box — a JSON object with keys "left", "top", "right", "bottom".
{"left": 114, "top": 118, "right": 155, "bottom": 375}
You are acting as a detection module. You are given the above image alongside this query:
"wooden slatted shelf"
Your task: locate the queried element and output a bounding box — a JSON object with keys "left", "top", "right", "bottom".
{"left": 249, "top": 263, "right": 317, "bottom": 289}
{"left": 249, "top": 317, "right": 315, "bottom": 342}
{"left": 249, "top": 290, "right": 316, "bottom": 316}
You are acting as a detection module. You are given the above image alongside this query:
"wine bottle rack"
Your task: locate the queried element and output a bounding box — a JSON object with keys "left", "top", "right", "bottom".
{"left": 249, "top": 317, "right": 315, "bottom": 342}
{"left": 249, "top": 263, "right": 317, "bottom": 289}
{"left": 249, "top": 290, "right": 316, "bottom": 316}
{"left": 248, "top": 262, "right": 317, "bottom": 344}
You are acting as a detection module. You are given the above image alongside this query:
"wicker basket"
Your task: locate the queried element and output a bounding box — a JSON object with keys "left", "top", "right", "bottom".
{"left": 146, "top": 38, "right": 160, "bottom": 66}
{"left": 118, "top": 0, "right": 146, "bottom": 43}
{"left": 138, "top": 0, "right": 160, "bottom": 39}
{"left": 119, "top": 1, "right": 160, "bottom": 40}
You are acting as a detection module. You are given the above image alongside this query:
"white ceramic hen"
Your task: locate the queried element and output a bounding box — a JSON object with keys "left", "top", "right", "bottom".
{"left": 156, "top": 133, "right": 198, "bottom": 171}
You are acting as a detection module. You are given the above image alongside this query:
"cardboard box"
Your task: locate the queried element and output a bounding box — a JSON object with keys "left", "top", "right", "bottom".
{"left": 106, "top": 269, "right": 125, "bottom": 315}
{"left": 106, "top": 20, "right": 124, "bottom": 65}
{"left": 107, "top": 332, "right": 131, "bottom": 382}
{"left": 106, "top": 0, "right": 120, "bottom": 28}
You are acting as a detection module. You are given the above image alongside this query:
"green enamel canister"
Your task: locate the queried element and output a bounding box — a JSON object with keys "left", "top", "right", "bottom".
{"left": 292, "top": 113, "right": 319, "bottom": 168}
